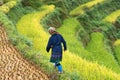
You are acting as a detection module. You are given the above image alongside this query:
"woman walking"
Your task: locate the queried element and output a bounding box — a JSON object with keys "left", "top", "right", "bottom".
{"left": 46, "top": 27, "right": 67, "bottom": 74}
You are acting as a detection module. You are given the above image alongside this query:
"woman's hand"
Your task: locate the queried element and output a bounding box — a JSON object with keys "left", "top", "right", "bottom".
{"left": 51, "top": 45, "right": 53, "bottom": 48}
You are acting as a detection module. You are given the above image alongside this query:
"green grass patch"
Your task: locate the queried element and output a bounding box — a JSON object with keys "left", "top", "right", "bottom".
{"left": 60, "top": 0, "right": 92, "bottom": 13}
{"left": 103, "top": 10, "right": 120, "bottom": 23}
{"left": 70, "top": 0, "right": 104, "bottom": 16}
{"left": 57, "top": 18, "right": 93, "bottom": 60}
{"left": 114, "top": 40, "right": 120, "bottom": 46}
{"left": 113, "top": 40, "right": 120, "bottom": 65}
{"left": 62, "top": 50, "right": 120, "bottom": 80}
{"left": 0, "top": 11, "right": 32, "bottom": 54}
{"left": 7, "top": 2, "right": 36, "bottom": 25}
{"left": 86, "top": 32, "right": 120, "bottom": 73}
{"left": 77, "top": 0, "right": 120, "bottom": 32}
{"left": 17, "top": 5, "right": 55, "bottom": 51}
{"left": 0, "top": 1, "right": 17, "bottom": 13}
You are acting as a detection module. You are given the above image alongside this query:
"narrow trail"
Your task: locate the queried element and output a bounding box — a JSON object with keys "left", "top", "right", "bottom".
{"left": 0, "top": 26, "right": 49, "bottom": 80}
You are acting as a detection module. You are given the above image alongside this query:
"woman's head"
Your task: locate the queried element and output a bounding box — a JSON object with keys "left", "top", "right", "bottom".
{"left": 48, "top": 27, "right": 56, "bottom": 35}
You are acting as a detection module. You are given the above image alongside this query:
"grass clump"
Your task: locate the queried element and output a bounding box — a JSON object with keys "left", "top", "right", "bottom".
{"left": 57, "top": 18, "right": 93, "bottom": 60}
{"left": 86, "top": 32, "right": 120, "bottom": 73}
{"left": 70, "top": 0, "right": 104, "bottom": 16}
{"left": 103, "top": 10, "right": 120, "bottom": 23}
{"left": 113, "top": 40, "right": 120, "bottom": 65}
{"left": 0, "top": 1, "right": 17, "bottom": 13}
{"left": 0, "top": 11, "right": 32, "bottom": 55}
{"left": 7, "top": 2, "right": 35, "bottom": 25}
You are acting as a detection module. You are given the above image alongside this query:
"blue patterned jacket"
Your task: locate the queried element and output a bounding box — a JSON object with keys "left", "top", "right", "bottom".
{"left": 46, "top": 33, "right": 67, "bottom": 53}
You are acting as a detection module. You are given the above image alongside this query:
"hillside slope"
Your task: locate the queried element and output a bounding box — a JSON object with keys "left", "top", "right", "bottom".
{"left": 0, "top": 26, "right": 49, "bottom": 80}
{"left": 2, "top": 0, "right": 120, "bottom": 80}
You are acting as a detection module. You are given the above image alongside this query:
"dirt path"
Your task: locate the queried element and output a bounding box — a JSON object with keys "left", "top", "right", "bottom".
{"left": 0, "top": 26, "right": 49, "bottom": 80}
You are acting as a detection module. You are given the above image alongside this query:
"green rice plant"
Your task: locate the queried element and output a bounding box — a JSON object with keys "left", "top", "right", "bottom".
{"left": 41, "top": 7, "right": 62, "bottom": 29}
{"left": 21, "top": 0, "right": 43, "bottom": 9}
{"left": 0, "top": 11, "right": 17, "bottom": 41}
{"left": 62, "top": 51, "right": 120, "bottom": 80}
{"left": 3, "top": 0, "right": 17, "bottom": 3}
{"left": 0, "top": 11, "right": 32, "bottom": 55}
{"left": 0, "top": 1, "right": 17, "bottom": 13}
{"left": 113, "top": 40, "right": 120, "bottom": 65}
{"left": 86, "top": 32, "right": 120, "bottom": 73}
{"left": 76, "top": 0, "right": 120, "bottom": 57}
{"left": 103, "top": 10, "right": 120, "bottom": 23}
{"left": 58, "top": 18, "right": 120, "bottom": 73}
{"left": 77, "top": 0, "right": 120, "bottom": 34}
{"left": 16, "top": 5, "right": 120, "bottom": 79}
{"left": 77, "top": 0, "right": 120, "bottom": 22}
{"left": 60, "top": 0, "right": 92, "bottom": 13}
{"left": 17, "top": 5, "right": 55, "bottom": 52}
{"left": 114, "top": 40, "right": 120, "bottom": 48}
{"left": 57, "top": 18, "right": 93, "bottom": 60}
{"left": 7, "top": 2, "right": 35, "bottom": 25}
{"left": 70, "top": 0, "right": 104, "bottom": 16}
{"left": 114, "top": 16, "right": 120, "bottom": 28}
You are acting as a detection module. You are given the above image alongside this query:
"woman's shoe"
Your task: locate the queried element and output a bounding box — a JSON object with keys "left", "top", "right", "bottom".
{"left": 58, "top": 71, "right": 63, "bottom": 74}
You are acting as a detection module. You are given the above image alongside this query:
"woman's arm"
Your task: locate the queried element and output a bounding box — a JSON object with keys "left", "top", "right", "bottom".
{"left": 61, "top": 35, "right": 67, "bottom": 51}
{"left": 46, "top": 37, "right": 53, "bottom": 52}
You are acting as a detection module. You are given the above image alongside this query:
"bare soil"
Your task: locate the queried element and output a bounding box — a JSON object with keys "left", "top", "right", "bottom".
{"left": 0, "top": 26, "right": 49, "bottom": 80}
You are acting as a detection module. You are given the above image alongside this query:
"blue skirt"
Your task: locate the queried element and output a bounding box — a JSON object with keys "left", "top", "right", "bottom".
{"left": 50, "top": 52, "right": 62, "bottom": 63}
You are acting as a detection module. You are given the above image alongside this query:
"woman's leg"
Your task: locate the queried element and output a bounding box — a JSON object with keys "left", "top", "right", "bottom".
{"left": 55, "top": 62, "right": 63, "bottom": 73}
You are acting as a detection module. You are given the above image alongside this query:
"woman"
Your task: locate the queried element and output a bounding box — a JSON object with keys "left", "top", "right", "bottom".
{"left": 46, "top": 27, "right": 67, "bottom": 74}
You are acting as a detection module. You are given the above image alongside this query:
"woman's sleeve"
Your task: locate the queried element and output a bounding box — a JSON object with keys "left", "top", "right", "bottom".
{"left": 46, "top": 37, "right": 52, "bottom": 52}
{"left": 61, "top": 35, "right": 67, "bottom": 51}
